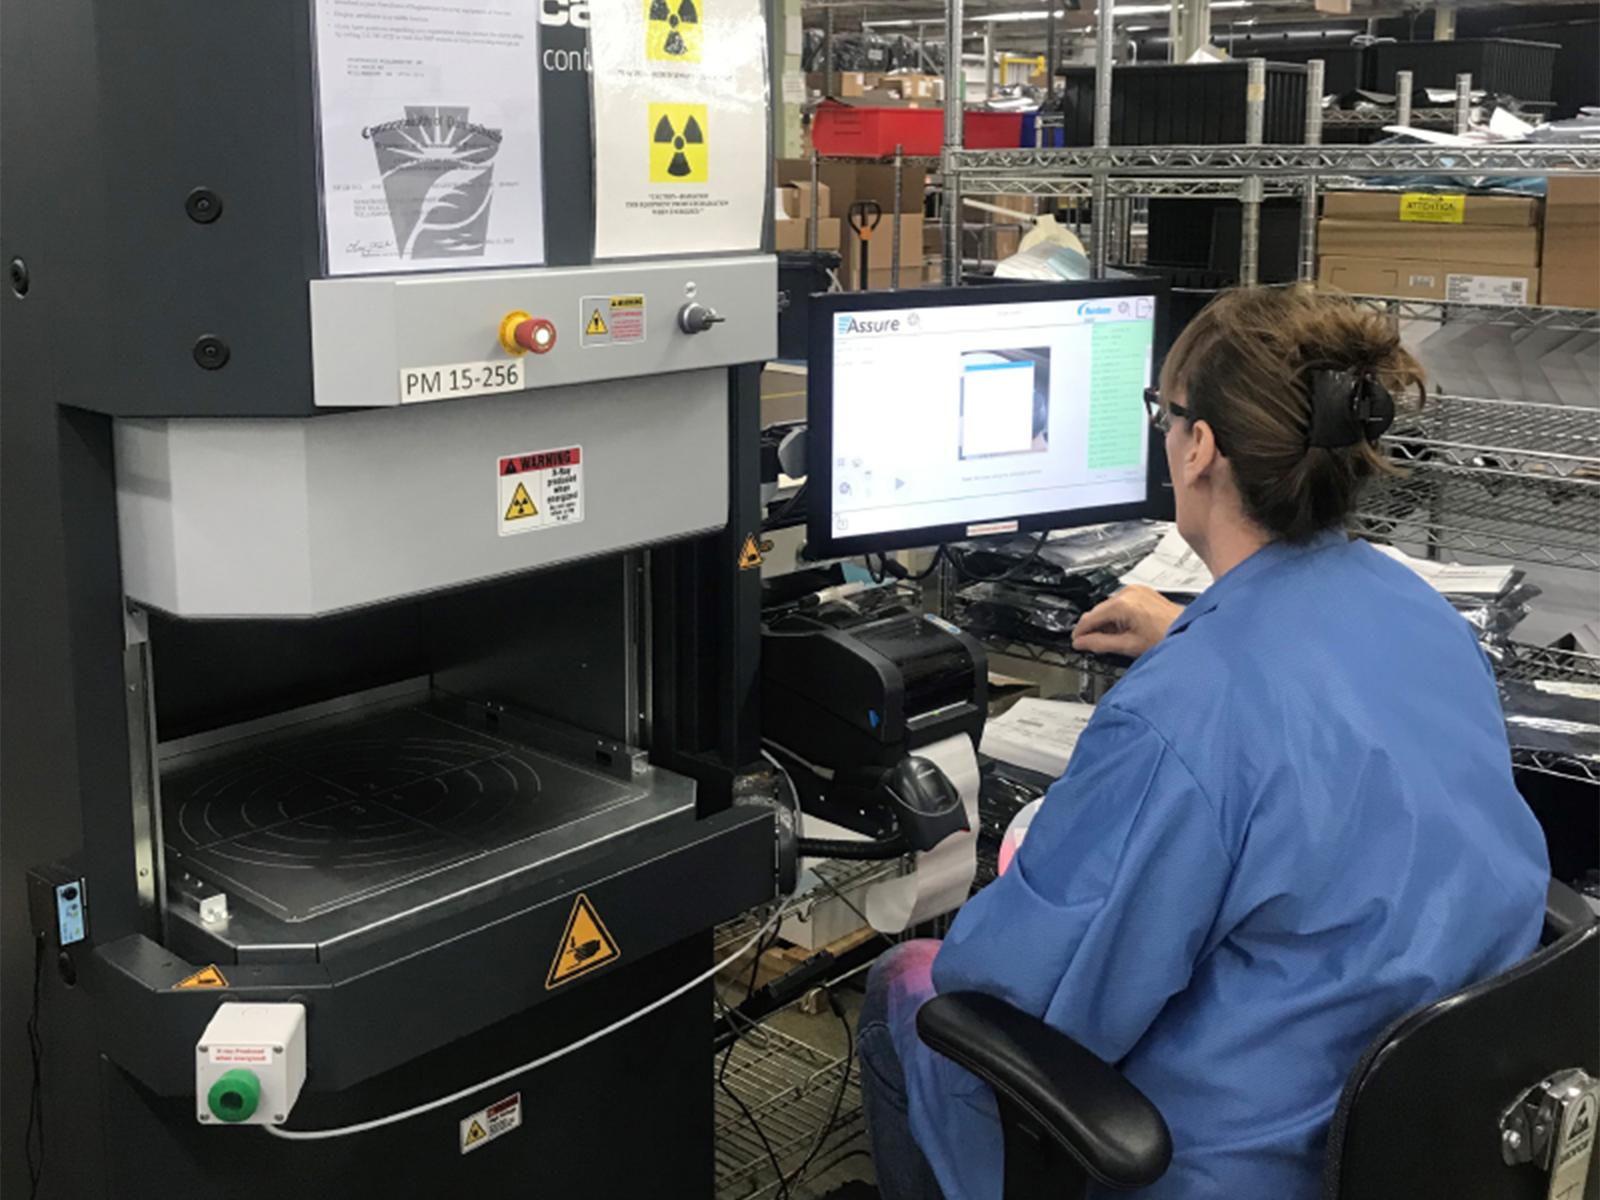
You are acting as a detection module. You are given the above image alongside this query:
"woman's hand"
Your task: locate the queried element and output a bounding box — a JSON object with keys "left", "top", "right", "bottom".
{"left": 1072, "top": 586, "right": 1185, "bottom": 658}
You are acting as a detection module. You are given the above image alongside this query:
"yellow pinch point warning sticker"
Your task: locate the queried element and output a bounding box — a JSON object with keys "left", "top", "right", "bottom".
{"left": 546, "top": 894, "right": 620, "bottom": 989}
{"left": 738, "top": 533, "right": 763, "bottom": 570}
{"left": 174, "top": 964, "right": 229, "bottom": 990}
{"left": 586, "top": 308, "right": 609, "bottom": 337}
{"left": 464, "top": 1120, "right": 488, "bottom": 1148}
{"left": 504, "top": 481, "right": 539, "bottom": 521}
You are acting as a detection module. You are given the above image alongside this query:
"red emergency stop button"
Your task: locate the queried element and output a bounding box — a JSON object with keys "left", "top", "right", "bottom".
{"left": 498, "top": 311, "right": 557, "bottom": 356}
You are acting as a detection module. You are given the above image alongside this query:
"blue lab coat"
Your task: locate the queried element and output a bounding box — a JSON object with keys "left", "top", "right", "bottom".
{"left": 891, "top": 530, "right": 1550, "bottom": 1200}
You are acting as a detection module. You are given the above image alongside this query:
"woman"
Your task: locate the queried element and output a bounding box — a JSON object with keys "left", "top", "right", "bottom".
{"left": 857, "top": 286, "right": 1550, "bottom": 1200}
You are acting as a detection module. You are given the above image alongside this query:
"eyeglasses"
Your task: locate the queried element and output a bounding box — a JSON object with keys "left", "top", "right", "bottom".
{"left": 1143, "top": 387, "right": 1193, "bottom": 434}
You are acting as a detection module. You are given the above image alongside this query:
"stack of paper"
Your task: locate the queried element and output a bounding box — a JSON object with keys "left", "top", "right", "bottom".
{"left": 1118, "top": 526, "right": 1214, "bottom": 594}
{"left": 1369, "top": 543, "right": 1514, "bottom": 596}
{"left": 979, "top": 698, "right": 1097, "bottom": 777}
{"left": 1120, "top": 525, "right": 1515, "bottom": 599}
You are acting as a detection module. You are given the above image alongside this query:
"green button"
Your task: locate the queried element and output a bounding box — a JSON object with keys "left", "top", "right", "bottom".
{"left": 208, "top": 1069, "right": 261, "bottom": 1123}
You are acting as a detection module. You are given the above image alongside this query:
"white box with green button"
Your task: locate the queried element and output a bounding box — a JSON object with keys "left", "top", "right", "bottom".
{"left": 195, "top": 1003, "right": 307, "bottom": 1127}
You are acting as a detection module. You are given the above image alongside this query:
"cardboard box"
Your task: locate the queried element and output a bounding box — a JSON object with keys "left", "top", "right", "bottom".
{"left": 1317, "top": 218, "right": 1540, "bottom": 267}
{"left": 1539, "top": 223, "right": 1600, "bottom": 308}
{"left": 852, "top": 213, "right": 922, "bottom": 268}
{"left": 1319, "top": 255, "right": 1539, "bottom": 306}
{"left": 1322, "top": 191, "right": 1540, "bottom": 227}
{"left": 1545, "top": 176, "right": 1600, "bottom": 224}
{"left": 838, "top": 257, "right": 920, "bottom": 293}
{"left": 883, "top": 73, "right": 941, "bottom": 101}
{"left": 776, "top": 158, "right": 923, "bottom": 216}
{"left": 786, "top": 180, "right": 831, "bottom": 220}
{"left": 774, "top": 216, "right": 841, "bottom": 252}
{"left": 983, "top": 195, "right": 1036, "bottom": 261}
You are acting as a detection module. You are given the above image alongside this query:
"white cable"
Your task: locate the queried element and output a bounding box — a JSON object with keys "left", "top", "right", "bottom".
{"left": 263, "top": 906, "right": 784, "bottom": 1141}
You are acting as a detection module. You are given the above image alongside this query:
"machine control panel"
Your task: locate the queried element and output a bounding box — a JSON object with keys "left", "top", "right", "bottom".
{"left": 310, "top": 256, "right": 776, "bottom": 409}
{"left": 196, "top": 1003, "right": 307, "bottom": 1127}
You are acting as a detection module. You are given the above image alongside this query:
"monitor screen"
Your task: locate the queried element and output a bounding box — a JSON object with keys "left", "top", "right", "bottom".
{"left": 807, "top": 280, "right": 1167, "bottom": 558}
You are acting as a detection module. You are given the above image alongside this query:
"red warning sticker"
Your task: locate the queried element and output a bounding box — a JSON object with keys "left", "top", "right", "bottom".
{"left": 497, "top": 445, "right": 584, "bottom": 537}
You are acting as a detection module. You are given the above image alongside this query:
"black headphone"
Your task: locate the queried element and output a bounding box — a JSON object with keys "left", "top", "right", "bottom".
{"left": 1305, "top": 368, "right": 1396, "bottom": 449}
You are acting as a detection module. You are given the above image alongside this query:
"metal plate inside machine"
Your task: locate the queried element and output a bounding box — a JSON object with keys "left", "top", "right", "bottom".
{"left": 163, "top": 708, "right": 665, "bottom": 925}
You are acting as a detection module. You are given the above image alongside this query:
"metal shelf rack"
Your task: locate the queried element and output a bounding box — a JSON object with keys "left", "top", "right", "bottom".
{"left": 715, "top": 1023, "right": 863, "bottom": 1199}
{"left": 1351, "top": 296, "right": 1600, "bottom": 334}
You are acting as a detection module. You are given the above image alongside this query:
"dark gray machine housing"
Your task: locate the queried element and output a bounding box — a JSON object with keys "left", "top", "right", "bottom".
{"left": 2, "top": 1, "right": 779, "bottom": 1196}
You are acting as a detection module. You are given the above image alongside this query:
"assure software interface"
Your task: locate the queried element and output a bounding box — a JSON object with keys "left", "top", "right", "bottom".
{"left": 828, "top": 293, "right": 1156, "bottom": 539}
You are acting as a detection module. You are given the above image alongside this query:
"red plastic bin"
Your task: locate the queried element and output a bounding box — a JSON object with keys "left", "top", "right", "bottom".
{"left": 810, "top": 102, "right": 1024, "bottom": 157}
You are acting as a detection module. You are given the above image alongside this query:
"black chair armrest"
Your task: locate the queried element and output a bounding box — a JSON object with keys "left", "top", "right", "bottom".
{"left": 1544, "top": 878, "right": 1597, "bottom": 943}
{"left": 917, "top": 991, "right": 1172, "bottom": 1192}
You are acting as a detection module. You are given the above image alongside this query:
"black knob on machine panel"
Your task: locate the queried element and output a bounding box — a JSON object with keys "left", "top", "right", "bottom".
{"left": 677, "top": 302, "right": 725, "bottom": 335}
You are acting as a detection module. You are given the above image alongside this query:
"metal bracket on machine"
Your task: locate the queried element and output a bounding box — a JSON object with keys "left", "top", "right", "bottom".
{"left": 1500, "top": 1067, "right": 1599, "bottom": 1200}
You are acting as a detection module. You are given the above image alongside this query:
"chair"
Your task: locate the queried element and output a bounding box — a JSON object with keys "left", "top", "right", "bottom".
{"left": 916, "top": 882, "right": 1600, "bottom": 1199}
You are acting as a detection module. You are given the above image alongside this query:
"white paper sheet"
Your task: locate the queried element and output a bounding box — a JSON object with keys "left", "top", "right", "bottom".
{"left": 1118, "top": 526, "right": 1214, "bottom": 594}
{"left": 589, "top": 0, "right": 768, "bottom": 258}
{"left": 313, "top": 0, "right": 545, "bottom": 275}
{"left": 863, "top": 734, "right": 981, "bottom": 934}
{"left": 979, "top": 698, "right": 1096, "bottom": 777}
{"left": 1370, "top": 543, "right": 1514, "bottom": 596}
{"left": 1122, "top": 525, "right": 1514, "bottom": 599}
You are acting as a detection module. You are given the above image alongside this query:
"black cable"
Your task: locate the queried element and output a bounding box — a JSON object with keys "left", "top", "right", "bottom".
{"left": 763, "top": 481, "right": 809, "bottom": 531}
{"left": 26, "top": 931, "right": 45, "bottom": 1199}
{"left": 783, "top": 991, "right": 857, "bottom": 1194}
{"left": 881, "top": 544, "right": 946, "bottom": 583}
{"left": 716, "top": 997, "right": 793, "bottom": 1200}
{"left": 866, "top": 553, "right": 887, "bottom": 585}
{"left": 807, "top": 1146, "right": 874, "bottom": 1181}
{"left": 947, "top": 529, "right": 1051, "bottom": 584}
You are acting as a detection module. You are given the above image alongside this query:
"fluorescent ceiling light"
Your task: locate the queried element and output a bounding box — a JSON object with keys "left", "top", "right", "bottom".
{"left": 868, "top": 1, "right": 1252, "bottom": 28}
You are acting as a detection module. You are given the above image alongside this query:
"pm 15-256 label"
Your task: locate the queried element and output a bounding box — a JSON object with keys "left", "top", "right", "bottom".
{"left": 400, "top": 358, "right": 524, "bottom": 403}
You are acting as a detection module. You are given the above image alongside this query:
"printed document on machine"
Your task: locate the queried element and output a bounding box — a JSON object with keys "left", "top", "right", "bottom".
{"left": 589, "top": 0, "right": 768, "bottom": 258}
{"left": 312, "top": 0, "right": 545, "bottom": 275}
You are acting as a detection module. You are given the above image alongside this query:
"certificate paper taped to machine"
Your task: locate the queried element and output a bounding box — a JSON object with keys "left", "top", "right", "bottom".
{"left": 588, "top": 0, "right": 768, "bottom": 258}
{"left": 312, "top": 0, "right": 545, "bottom": 275}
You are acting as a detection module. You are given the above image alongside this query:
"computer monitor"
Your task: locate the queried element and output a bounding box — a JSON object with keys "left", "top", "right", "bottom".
{"left": 806, "top": 279, "right": 1168, "bottom": 559}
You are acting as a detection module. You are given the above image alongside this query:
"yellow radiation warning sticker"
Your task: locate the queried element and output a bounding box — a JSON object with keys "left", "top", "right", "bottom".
{"left": 174, "top": 964, "right": 229, "bottom": 990}
{"left": 498, "top": 446, "right": 583, "bottom": 537}
{"left": 460, "top": 1093, "right": 522, "bottom": 1155}
{"left": 546, "top": 894, "right": 620, "bottom": 989}
{"left": 650, "top": 104, "right": 708, "bottom": 184}
{"left": 504, "top": 482, "right": 538, "bottom": 522}
{"left": 646, "top": 0, "right": 702, "bottom": 62}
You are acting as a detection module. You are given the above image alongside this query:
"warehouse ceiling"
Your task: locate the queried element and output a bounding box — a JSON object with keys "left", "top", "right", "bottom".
{"left": 802, "top": 0, "right": 1598, "bottom": 51}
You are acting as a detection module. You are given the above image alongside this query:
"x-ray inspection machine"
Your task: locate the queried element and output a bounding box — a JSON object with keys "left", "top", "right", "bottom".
{"left": 6, "top": 0, "right": 783, "bottom": 1194}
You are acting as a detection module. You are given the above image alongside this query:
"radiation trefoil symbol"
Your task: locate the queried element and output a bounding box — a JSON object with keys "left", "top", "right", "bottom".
{"left": 649, "top": 104, "right": 708, "bottom": 183}
{"left": 646, "top": 0, "right": 702, "bottom": 62}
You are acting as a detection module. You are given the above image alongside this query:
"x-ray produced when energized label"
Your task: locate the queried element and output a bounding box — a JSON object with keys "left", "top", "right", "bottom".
{"left": 497, "top": 446, "right": 585, "bottom": 537}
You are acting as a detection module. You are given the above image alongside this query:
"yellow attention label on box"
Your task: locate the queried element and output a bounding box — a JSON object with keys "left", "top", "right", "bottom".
{"left": 1399, "top": 193, "right": 1466, "bottom": 223}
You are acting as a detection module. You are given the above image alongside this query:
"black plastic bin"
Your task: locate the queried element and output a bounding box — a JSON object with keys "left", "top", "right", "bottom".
{"left": 1049, "top": 62, "right": 1309, "bottom": 146}
{"left": 1370, "top": 39, "right": 1560, "bottom": 102}
{"left": 1146, "top": 198, "right": 1303, "bottom": 286}
{"left": 1229, "top": 43, "right": 1372, "bottom": 97}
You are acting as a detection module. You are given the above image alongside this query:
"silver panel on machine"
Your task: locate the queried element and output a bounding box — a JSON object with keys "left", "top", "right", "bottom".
{"left": 116, "top": 368, "right": 729, "bottom": 618}
{"left": 310, "top": 257, "right": 776, "bottom": 407}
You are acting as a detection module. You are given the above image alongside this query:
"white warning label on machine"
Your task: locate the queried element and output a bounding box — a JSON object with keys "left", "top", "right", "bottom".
{"left": 1445, "top": 273, "right": 1529, "bottom": 306}
{"left": 498, "top": 445, "right": 584, "bottom": 537}
{"left": 460, "top": 1092, "right": 521, "bottom": 1154}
